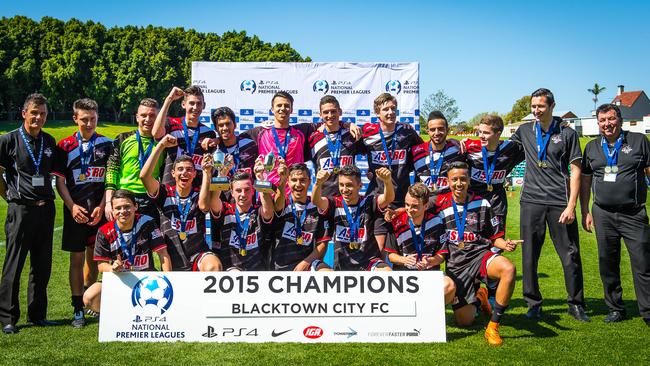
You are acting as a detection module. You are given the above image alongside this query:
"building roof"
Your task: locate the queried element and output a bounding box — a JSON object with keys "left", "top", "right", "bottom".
{"left": 611, "top": 91, "right": 643, "bottom": 107}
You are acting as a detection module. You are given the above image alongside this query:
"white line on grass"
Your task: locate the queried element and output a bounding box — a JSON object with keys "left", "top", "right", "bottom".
{"left": 0, "top": 226, "right": 62, "bottom": 246}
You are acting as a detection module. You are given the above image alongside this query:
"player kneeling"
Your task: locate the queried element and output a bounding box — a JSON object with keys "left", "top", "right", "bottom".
{"left": 436, "top": 162, "right": 518, "bottom": 346}
{"left": 312, "top": 165, "right": 394, "bottom": 271}
{"left": 84, "top": 190, "right": 172, "bottom": 314}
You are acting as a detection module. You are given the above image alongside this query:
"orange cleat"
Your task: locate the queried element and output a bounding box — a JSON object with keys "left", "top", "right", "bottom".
{"left": 484, "top": 321, "right": 503, "bottom": 346}
{"left": 476, "top": 287, "right": 492, "bottom": 317}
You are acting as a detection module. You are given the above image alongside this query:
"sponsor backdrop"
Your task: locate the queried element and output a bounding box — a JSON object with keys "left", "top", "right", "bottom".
{"left": 99, "top": 272, "right": 446, "bottom": 343}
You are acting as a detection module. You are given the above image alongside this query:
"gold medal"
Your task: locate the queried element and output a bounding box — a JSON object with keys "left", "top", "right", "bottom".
{"left": 332, "top": 167, "right": 340, "bottom": 174}
{"left": 78, "top": 173, "right": 86, "bottom": 181}
{"left": 432, "top": 183, "right": 437, "bottom": 191}
{"left": 239, "top": 248, "right": 247, "bottom": 256}
{"left": 611, "top": 165, "right": 619, "bottom": 173}
{"left": 458, "top": 241, "right": 465, "bottom": 249}
{"left": 541, "top": 161, "right": 548, "bottom": 168}
{"left": 296, "top": 236, "right": 303, "bottom": 245}
{"left": 487, "top": 184, "right": 493, "bottom": 192}
{"left": 349, "top": 241, "right": 359, "bottom": 250}
{"left": 178, "top": 232, "right": 187, "bottom": 241}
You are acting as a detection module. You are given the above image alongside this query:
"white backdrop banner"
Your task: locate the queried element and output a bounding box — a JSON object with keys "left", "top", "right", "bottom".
{"left": 191, "top": 62, "right": 420, "bottom": 133}
{"left": 98, "top": 272, "right": 446, "bottom": 343}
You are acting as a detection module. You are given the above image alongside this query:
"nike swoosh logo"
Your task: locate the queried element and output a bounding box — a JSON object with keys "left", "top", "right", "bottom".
{"left": 272, "top": 329, "right": 292, "bottom": 337}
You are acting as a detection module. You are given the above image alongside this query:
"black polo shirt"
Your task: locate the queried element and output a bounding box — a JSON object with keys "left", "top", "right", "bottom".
{"left": 0, "top": 126, "right": 62, "bottom": 201}
{"left": 511, "top": 118, "right": 582, "bottom": 206}
{"left": 582, "top": 131, "right": 650, "bottom": 208}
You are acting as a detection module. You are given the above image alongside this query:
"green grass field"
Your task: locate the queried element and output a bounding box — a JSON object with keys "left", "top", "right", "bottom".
{"left": 0, "top": 121, "right": 649, "bottom": 365}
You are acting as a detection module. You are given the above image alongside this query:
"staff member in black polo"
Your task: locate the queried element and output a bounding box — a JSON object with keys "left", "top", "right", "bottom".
{"left": 512, "top": 88, "right": 589, "bottom": 322}
{"left": 0, "top": 93, "right": 62, "bottom": 334}
{"left": 580, "top": 103, "right": 650, "bottom": 326}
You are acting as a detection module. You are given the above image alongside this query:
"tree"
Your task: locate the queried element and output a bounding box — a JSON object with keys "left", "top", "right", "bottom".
{"left": 587, "top": 83, "right": 606, "bottom": 111}
{"left": 467, "top": 111, "right": 500, "bottom": 127}
{"left": 503, "top": 95, "right": 531, "bottom": 124}
{"left": 419, "top": 89, "right": 461, "bottom": 130}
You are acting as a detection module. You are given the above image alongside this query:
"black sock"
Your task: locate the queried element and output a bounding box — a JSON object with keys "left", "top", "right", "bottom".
{"left": 491, "top": 302, "right": 508, "bottom": 323}
{"left": 487, "top": 286, "right": 496, "bottom": 299}
{"left": 72, "top": 296, "right": 84, "bottom": 313}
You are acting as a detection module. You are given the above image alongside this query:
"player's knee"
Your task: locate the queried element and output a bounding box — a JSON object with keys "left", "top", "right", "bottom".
{"left": 455, "top": 314, "right": 474, "bottom": 327}
{"left": 444, "top": 277, "right": 456, "bottom": 297}
{"left": 501, "top": 260, "right": 516, "bottom": 281}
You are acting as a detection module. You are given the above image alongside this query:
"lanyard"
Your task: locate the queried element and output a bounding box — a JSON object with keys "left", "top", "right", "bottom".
{"left": 451, "top": 199, "right": 468, "bottom": 244}
{"left": 18, "top": 127, "right": 44, "bottom": 175}
{"left": 234, "top": 206, "right": 253, "bottom": 251}
{"left": 76, "top": 132, "right": 96, "bottom": 177}
{"left": 481, "top": 145, "right": 502, "bottom": 186}
{"left": 378, "top": 127, "right": 397, "bottom": 166}
{"left": 342, "top": 198, "right": 363, "bottom": 242}
{"left": 601, "top": 135, "right": 624, "bottom": 168}
{"left": 271, "top": 126, "right": 292, "bottom": 159}
{"left": 535, "top": 120, "right": 557, "bottom": 164}
{"left": 175, "top": 190, "right": 192, "bottom": 235}
{"left": 113, "top": 222, "right": 135, "bottom": 265}
{"left": 428, "top": 142, "right": 446, "bottom": 181}
{"left": 408, "top": 218, "right": 426, "bottom": 261}
{"left": 135, "top": 130, "right": 154, "bottom": 170}
{"left": 324, "top": 128, "right": 342, "bottom": 169}
{"left": 182, "top": 117, "right": 200, "bottom": 156}
{"left": 289, "top": 196, "right": 308, "bottom": 240}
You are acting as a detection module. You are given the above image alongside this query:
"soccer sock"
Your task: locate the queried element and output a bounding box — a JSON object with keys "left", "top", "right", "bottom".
{"left": 72, "top": 295, "right": 84, "bottom": 313}
{"left": 491, "top": 302, "right": 508, "bottom": 323}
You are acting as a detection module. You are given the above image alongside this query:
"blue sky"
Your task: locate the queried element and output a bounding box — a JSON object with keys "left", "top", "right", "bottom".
{"left": 3, "top": 0, "right": 649, "bottom": 121}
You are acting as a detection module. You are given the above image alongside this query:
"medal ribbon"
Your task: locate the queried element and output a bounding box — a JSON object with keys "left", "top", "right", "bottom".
{"left": 182, "top": 117, "right": 200, "bottom": 157}
{"left": 408, "top": 218, "right": 426, "bottom": 261}
{"left": 135, "top": 130, "right": 154, "bottom": 170}
{"left": 18, "top": 127, "right": 44, "bottom": 175}
{"left": 113, "top": 222, "right": 136, "bottom": 265}
{"left": 175, "top": 190, "right": 192, "bottom": 236}
{"left": 481, "top": 145, "right": 502, "bottom": 187}
{"left": 535, "top": 120, "right": 557, "bottom": 165}
{"left": 428, "top": 142, "right": 446, "bottom": 184}
{"left": 451, "top": 199, "right": 468, "bottom": 245}
{"left": 289, "top": 196, "right": 308, "bottom": 242}
{"left": 378, "top": 126, "right": 398, "bottom": 166}
{"left": 234, "top": 206, "right": 253, "bottom": 252}
{"left": 342, "top": 198, "right": 363, "bottom": 243}
{"left": 324, "top": 128, "right": 342, "bottom": 171}
{"left": 600, "top": 135, "right": 624, "bottom": 169}
{"left": 271, "top": 126, "right": 292, "bottom": 159}
{"left": 76, "top": 132, "right": 96, "bottom": 179}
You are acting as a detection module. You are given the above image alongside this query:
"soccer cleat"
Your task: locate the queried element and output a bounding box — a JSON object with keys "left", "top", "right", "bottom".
{"left": 525, "top": 306, "right": 543, "bottom": 320}
{"left": 476, "top": 287, "right": 492, "bottom": 317}
{"left": 71, "top": 311, "right": 86, "bottom": 328}
{"left": 484, "top": 321, "right": 503, "bottom": 346}
{"left": 86, "top": 309, "right": 99, "bottom": 318}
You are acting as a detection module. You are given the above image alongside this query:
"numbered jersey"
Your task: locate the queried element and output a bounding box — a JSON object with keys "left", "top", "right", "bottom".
{"left": 94, "top": 214, "right": 166, "bottom": 271}
{"left": 412, "top": 140, "right": 465, "bottom": 193}
{"left": 386, "top": 210, "right": 445, "bottom": 270}
{"left": 54, "top": 133, "right": 113, "bottom": 210}
{"left": 272, "top": 198, "right": 330, "bottom": 270}
{"left": 309, "top": 127, "right": 360, "bottom": 196}
{"left": 163, "top": 117, "right": 216, "bottom": 188}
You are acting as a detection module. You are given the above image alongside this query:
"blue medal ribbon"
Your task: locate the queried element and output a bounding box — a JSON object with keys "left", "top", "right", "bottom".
{"left": 342, "top": 199, "right": 363, "bottom": 243}
{"left": 428, "top": 142, "right": 446, "bottom": 183}
{"left": 271, "top": 126, "right": 292, "bottom": 159}
{"left": 289, "top": 196, "right": 308, "bottom": 241}
{"left": 113, "top": 222, "right": 136, "bottom": 266}
{"left": 135, "top": 130, "right": 154, "bottom": 170}
{"left": 481, "top": 145, "right": 502, "bottom": 187}
{"left": 407, "top": 218, "right": 426, "bottom": 261}
{"left": 535, "top": 120, "right": 557, "bottom": 165}
{"left": 76, "top": 132, "right": 96, "bottom": 179}
{"left": 182, "top": 117, "right": 200, "bottom": 157}
{"left": 18, "top": 127, "right": 44, "bottom": 175}
{"left": 234, "top": 206, "right": 253, "bottom": 252}
{"left": 600, "top": 135, "right": 624, "bottom": 169}
{"left": 451, "top": 199, "right": 468, "bottom": 245}
{"left": 175, "top": 190, "right": 192, "bottom": 237}
{"left": 324, "top": 128, "right": 342, "bottom": 171}
{"left": 378, "top": 127, "right": 397, "bottom": 166}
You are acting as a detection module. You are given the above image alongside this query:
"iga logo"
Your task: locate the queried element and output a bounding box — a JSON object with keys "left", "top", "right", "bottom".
{"left": 385, "top": 80, "right": 402, "bottom": 94}
{"left": 313, "top": 79, "right": 330, "bottom": 94}
{"left": 131, "top": 275, "right": 174, "bottom": 315}
{"left": 240, "top": 79, "right": 257, "bottom": 94}
{"left": 303, "top": 326, "right": 323, "bottom": 339}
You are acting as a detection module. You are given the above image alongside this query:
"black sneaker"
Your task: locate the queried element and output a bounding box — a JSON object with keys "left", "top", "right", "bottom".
{"left": 568, "top": 304, "right": 591, "bottom": 322}
{"left": 526, "top": 306, "right": 543, "bottom": 320}
{"left": 71, "top": 311, "right": 86, "bottom": 328}
{"left": 603, "top": 310, "right": 626, "bottom": 323}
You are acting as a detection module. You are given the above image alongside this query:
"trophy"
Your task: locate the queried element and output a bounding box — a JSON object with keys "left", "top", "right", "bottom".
{"left": 210, "top": 150, "right": 230, "bottom": 191}
{"left": 254, "top": 152, "right": 276, "bottom": 193}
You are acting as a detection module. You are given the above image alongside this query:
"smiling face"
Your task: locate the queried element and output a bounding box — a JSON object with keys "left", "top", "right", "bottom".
{"left": 182, "top": 94, "right": 205, "bottom": 123}
{"left": 22, "top": 102, "right": 48, "bottom": 132}
{"left": 320, "top": 102, "right": 341, "bottom": 130}
{"left": 136, "top": 105, "right": 158, "bottom": 135}
{"left": 216, "top": 115, "right": 236, "bottom": 144}
{"left": 427, "top": 118, "right": 448, "bottom": 146}
{"left": 531, "top": 96, "right": 554, "bottom": 123}
{"left": 404, "top": 192, "right": 426, "bottom": 222}
{"left": 597, "top": 109, "right": 622, "bottom": 141}
{"left": 377, "top": 100, "right": 397, "bottom": 127}
{"left": 232, "top": 178, "right": 254, "bottom": 209}
{"left": 289, "top": 170, "right": 310, "bottom": 202}
{"left": 477, "top": 123, "right": 500, "bottom": 148}
{"left": 447, "top": 167, "right": 469, "bottom": 202}
{"left": 73, "top": 109, "right": 98, "bottom": 138}
{"left": 172, "top": 160, "right": 197, "bottom": 191}
{"left": 112, "top": 197, "right": 137, "bottom": 227}
{"left": 272, "top": 96, "right": 293, "bottom": 125}
{"left": 338, "top": 174, "right": 362, "bottom": 204}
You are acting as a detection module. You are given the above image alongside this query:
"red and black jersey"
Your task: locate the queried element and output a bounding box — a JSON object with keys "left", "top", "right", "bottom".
{"left": 93, "top": 214, "right": 165, "bottom": 271}
{"left": 216, "top": 135, "right": 258, "bottom": 177}
{"left": 386, "top": 210, "right": 445, "bottom": 270}
{"left": 325, "top": 195, "right": 384, "bottom": 270}
{"left": 212, "top": 202, "right": 272, "bottom": 270}
{"left": 435, "top": 192, "right": 503, "bottom": 270}
{"left": 271, "top": 197, "right": 330, "bottom": 270}
{"left": 361, "top": 123, "right": 423, "bottom": 204}
{"left": 309, "top": 127, "right": 360, "bottom": 196}
{"left": 151, "top": 184, "right": 209, "bottom": 270}
{"left": 53, "top": 133, "right": 113, "bottom": 210}
{"left": 162, "top": 117, "right": 216, "bottom": 188}
{"left": 412, "top": 140, "right": 465, "bottom": 193}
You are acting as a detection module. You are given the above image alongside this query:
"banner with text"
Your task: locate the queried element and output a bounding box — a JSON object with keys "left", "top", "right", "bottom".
{"left": 99, "top": 272, "right": 446, "bottom": 343}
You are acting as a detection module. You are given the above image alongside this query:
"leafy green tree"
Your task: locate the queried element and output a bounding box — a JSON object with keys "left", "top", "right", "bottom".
{"left": 587, "top": 83, "right": 606, "bottom": 111}
{"left": 503, "top": 95, "right": 531, "bottom": 124}
{"left": 419, "top": 89, "right": 461, "bottom": 130}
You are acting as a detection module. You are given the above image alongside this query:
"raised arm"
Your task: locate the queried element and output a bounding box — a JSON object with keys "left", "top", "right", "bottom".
{"left": 198, "top": 153, "right": 214, "bottom": 213}
{"left": 140, "top": 134, "right": 177, "bottom": 196}
{"left": 375, "top": 167, "right": 395, "bottom": 209}
{"left": 152, "top": 87, "right": 184, "bottom": 140}
{"left": 274, "top": 158, "right": 288, "bottom": 212}
{"left": 254, "top": 159, "right": 275, "bottom": 221}
{"left": 311, "top": 169, "right": 331, "bottom": 212}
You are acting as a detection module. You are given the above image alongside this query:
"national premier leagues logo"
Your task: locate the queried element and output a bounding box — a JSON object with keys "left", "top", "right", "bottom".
{"left": 240, "top": 79, "right": 257, "bottom": 94}
{"left": 385, "top": 80, "right": 402, "bottom": 94}
{"left": 313, "top": 79, "right": 329, "bottom": 94}
{"left": 131, "top": 275, "right": 174, "bottom": 315}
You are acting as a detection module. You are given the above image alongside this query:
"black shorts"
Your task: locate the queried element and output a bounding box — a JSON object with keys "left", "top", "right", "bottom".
{"left": 447, "top": 250, "right": 498, "bottom": 310}
{"left": 62, "top": 206, "right": 104, "bottom": 252}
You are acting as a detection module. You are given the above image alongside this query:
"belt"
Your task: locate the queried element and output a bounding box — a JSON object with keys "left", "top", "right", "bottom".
{"left": 11, "top": 199, "right": 50, "bottom": 207}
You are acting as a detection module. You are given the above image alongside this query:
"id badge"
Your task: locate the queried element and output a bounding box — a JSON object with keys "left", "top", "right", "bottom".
{"left": 32, "top": 175, "right": 45, "bottom": 187}
{"left": 603, "top": 173, "right": 617, "bottom": 182}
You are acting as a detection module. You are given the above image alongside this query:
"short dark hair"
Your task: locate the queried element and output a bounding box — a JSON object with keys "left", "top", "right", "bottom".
{"left": 338, "top": 165, "right": 362, "bottom": 182}
{"left": 232, "top": 170, "right": 252, "bottom": 183}
{"left": 447, "top": 161, "right": 470, "bottom": 177}
{"left": 184, "top": 85, "right": 205, "bottom": 103}
{"left": 73, "top": 98, "right": 98, "bottom": 116}
{"left": 319, "top": 95, "right": 341, "bottom": 110}
{"left": 427, "top": 110, "right": 448, "bottom": 129}
{"left": 407, "top": 182, "right": 430, "bottom": 204}
{"left": 531, "top": 88, "right": 555, "bottom": 106}
{"left": 139, "top": 98, "right": 159, "bottom": 109}
{"left": 596, "top": 103, "right": 622, "bottom": 122}
{"left": 173, "top": 155, "right": 195, "bottom": 170}
{"left": 23, "top": 93, "right": 48, "bottom": 110}
{"left": 211, "top": 106, "right": 236, "bottom": 125}
{"left": 373, "top": 93, "right": 397, "bottom": 114}
{"left": 288, "top": 163, "right": 310, "bottom": 177}
{"left": 272, "top": 91, "right": 294, "bottom": 107}
{"left": 111, "top": 189, "right": 136, "bottom": 205}
{"left": 479, "top": 114, "right": 504, "bottom": 133}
